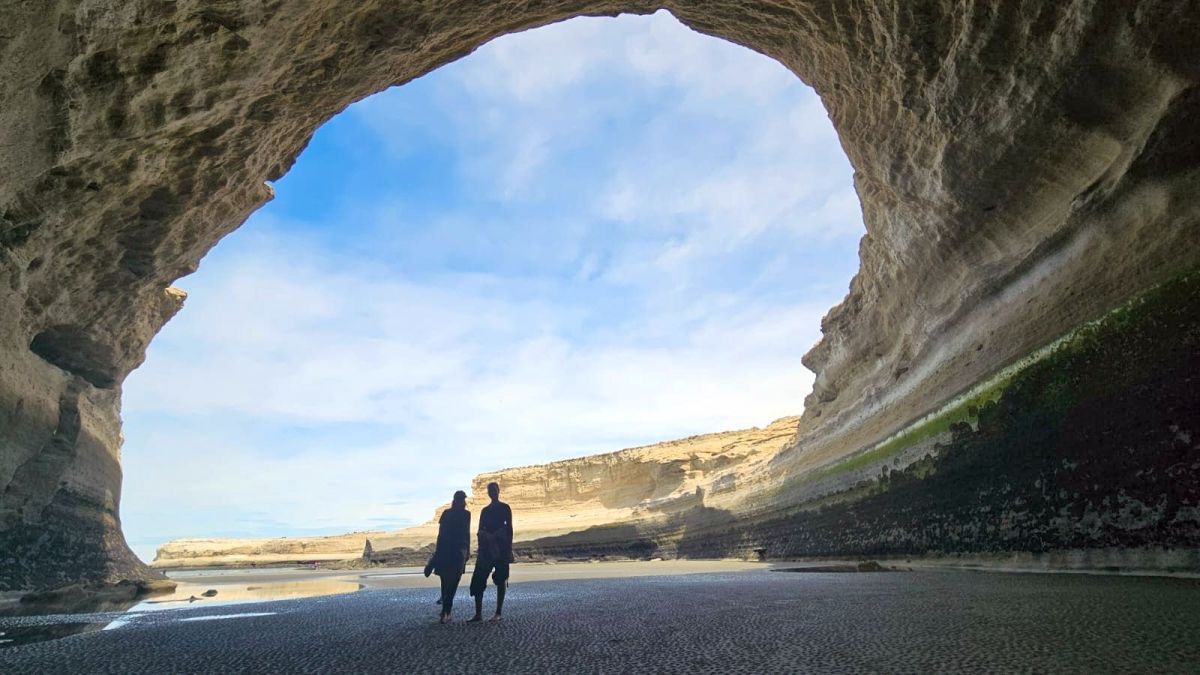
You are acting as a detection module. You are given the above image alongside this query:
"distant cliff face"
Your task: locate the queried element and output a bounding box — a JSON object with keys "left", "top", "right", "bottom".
{"left": 412, "top": 417, "right": 802, "bottom": 542}
{"left": 152, "top": 418, "right": 801, "bottom": 567}
{"left": 152, "top": 533, "right": 383, "bottom": 569}
{"left": 3, "top": 1, "right": 1200, "bottom": 588}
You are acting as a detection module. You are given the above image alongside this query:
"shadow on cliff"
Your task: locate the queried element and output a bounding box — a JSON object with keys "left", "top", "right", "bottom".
{"left": 513, "top": 487, "right": 749, "bottom": 561}
{"left": 514, "top": 523, "right": 660, "bottom": 561}
{"left": 668, "top": 489, "right": 746, "bottom": 559}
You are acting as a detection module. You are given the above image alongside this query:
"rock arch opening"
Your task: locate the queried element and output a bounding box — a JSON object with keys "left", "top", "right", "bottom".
{"left": 1, "top": 1, "right": 1198, "bottom": 590}
{"left": 119, "top": 11, "right": 863, "bottom": 567}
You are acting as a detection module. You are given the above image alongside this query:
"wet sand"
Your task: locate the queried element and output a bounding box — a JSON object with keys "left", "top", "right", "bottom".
{"left": 167, "top": 559, "right": 766, "bottom": 592}
{"left": 4, "top": 567, "right": 1200, "bottom": 672}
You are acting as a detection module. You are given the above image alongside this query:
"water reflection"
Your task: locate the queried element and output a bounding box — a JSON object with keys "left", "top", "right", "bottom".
{"left": 179, "top": 612, "right": 277, "bottom": 622}
{"left": 0, "top": 622, "right": 109, "bottom": 648}
{"left": 131, "top": 579, "right": 362, "bottom": 612}
{"left": 0, "top": 577, "right": 361, "bottom": 649}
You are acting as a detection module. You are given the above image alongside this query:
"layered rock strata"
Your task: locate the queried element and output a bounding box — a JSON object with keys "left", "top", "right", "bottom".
{"left": 2, "top": 2, "right": 1199, "bottom": 588}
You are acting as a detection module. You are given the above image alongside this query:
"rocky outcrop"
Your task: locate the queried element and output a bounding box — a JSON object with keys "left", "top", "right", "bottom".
{"left": 2, "top": 2, "right": 1199, "bottom": 588}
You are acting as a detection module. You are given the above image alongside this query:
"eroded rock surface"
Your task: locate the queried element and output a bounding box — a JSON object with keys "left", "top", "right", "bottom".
{"left": 2, "top": 1, "right": 1199, "bottom": 588}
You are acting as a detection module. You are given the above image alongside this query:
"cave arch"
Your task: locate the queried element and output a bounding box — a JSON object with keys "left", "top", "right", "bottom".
{"left": 2, "top": 1, "right": 1198, "bottom": 590}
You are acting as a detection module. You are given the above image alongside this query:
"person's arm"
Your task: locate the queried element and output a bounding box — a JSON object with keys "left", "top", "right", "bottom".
{"left": 434, "top": 510, "right": 446, "bottom": 549}
{"left": 463, "top": 511, "right": 472, "bottom": 560}
{"left": 505, "top": 504, "right": 514, "bottom": 543}
{"left": 427, "top": 511, "right": 446, "bottom": 577}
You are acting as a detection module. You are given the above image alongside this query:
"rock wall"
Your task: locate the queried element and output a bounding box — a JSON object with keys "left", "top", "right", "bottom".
{"left": 2, "top": 2, "right": 1199, "bottom": 589}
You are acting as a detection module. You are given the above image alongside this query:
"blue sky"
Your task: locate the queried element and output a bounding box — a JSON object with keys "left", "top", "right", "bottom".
{"left": 118, "top": 11, "right": 863, "bottom": 562}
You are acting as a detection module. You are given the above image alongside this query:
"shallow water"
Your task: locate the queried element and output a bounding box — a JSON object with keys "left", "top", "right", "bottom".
{"left": 133, "top": 578, "right": 362, "bottom": 612}
{"left": 0, "top": 623, "right": 108, "bottom": 649}
{"left": 0, "top": 577, "right": 362, "bottom": 649}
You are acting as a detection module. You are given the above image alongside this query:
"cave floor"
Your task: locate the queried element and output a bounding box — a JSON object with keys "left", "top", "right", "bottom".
{"left": 3, "top": 569, "right": 1199, "bottom": 673}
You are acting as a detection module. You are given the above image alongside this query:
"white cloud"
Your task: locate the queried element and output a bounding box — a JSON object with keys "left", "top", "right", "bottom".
{"left": 128, "top": 223, "right": 823, "bottom": 435}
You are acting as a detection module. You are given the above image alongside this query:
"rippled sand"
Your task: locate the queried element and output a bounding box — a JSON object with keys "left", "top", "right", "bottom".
{"left": 5, "top": 569, "right": 1200, "bottom": 672}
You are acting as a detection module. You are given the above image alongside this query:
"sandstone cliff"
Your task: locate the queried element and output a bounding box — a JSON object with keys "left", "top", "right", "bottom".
{"left": 152, "top": 417, "right": 801, "bottom": 567}
{"left": 2, "top": 2, "right": 1199, "bottom": 589}
{"left": 151, "top": 532, "right": 388, "bottom": 569}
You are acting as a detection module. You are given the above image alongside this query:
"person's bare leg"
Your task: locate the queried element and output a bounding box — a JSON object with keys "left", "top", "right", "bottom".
{"left": 469, "top": 593, "right": 484, "bottom": 622}
{"left": 490, "top": 582, "right": 506, "bottom": 622}
{"left": 439, "top": 573, "right": 460, "bottom": 623}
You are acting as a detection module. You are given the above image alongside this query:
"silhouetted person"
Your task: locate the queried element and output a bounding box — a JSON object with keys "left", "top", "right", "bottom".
{"left": 425, "top": 489, "right": 470, "bottom": 624}
{"left": 469, "top": 481, "right": 513, "bottom": 622}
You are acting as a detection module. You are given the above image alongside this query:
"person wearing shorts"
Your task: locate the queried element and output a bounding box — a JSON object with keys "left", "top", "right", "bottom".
{"left": 469, "top": 481, "right": 513, "bottom": 622}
